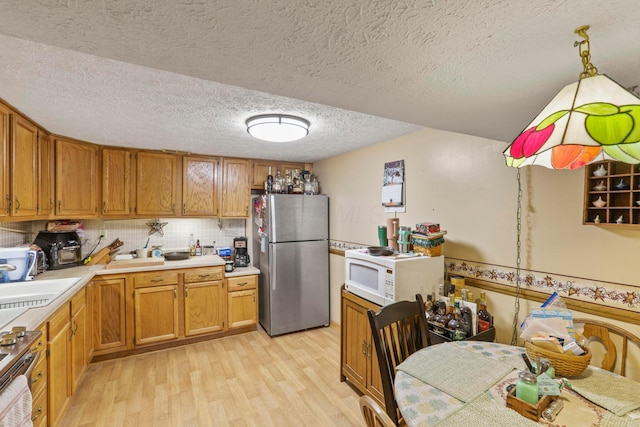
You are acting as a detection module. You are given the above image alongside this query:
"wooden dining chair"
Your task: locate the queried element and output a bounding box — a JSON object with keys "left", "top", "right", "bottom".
{"left": 573, "top": 317, "right": 640, "bottom": 377}
{"left": 359, "top": 395, "right": 396, "bottom": 427}
{"left": 367, "top": 294, "right": 429, "bottom": 426}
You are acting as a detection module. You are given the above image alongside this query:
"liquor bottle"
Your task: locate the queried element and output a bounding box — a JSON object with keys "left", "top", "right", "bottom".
{"left": 477, "top": 291, "right": 493, "bottom": 333}
{"left": 460, "top": 306, "right": 473, "bottom": 337}
{"left": 195, "top": 239, "right": 202, "bottom": 256}
{"left": 448, "top": 301, "right": 467, "bottom": 340}
{"left": 189, "top": 234, "right": 196, "bottom": 256}
{"left": 265, "top": 167, "right": 273, "bottom": 193}
{"left": 274, "top": 170, "right": 283, "bottom": 193}
{"left": 304, "top": 174, "right": 313, "bottom": 195}
{"left": 442, "top": 296, "right": 455, "bottom": 331}
{"left": 311, "top": 173, "right": 319, "bottom": 194}
{"left": 424, "top": 294, "right": 434, "bottom": 322}
{"left": 286, "top": 171, "right": 293, "bottom": 194}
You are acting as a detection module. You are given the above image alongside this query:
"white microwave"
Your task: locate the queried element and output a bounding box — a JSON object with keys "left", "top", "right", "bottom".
{"left": 344, "top": 249, "right": 444, "bottom": 306}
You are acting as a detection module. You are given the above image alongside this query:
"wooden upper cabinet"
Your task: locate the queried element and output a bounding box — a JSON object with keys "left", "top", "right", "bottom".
{"left": 250, "top": 160, "right": 310, "bottom": 190}
{"left": 135, "top": 151, "right": 178, "bottom": 217}
{"left": 183, "top": 156, "right": 218, "bottom": 216}
{"left": 250, "top": 160, "right": 276, "bottom": 190}
{"left": 102, "top": 147, "right": 131, "bottom": 217}
{"left": 10, "top": 114, "right": 39, "bottom": 217}
{"left": 38, "top": 131, "right": 54, "bottom": 218}
{"left": 55, "top": 138, "right": 99, "bottom": 217}
{"left": 221, "top": 157, "right": 250, "bottom": 217}
{"left": 0, "top": 104, "right": 9, "bottom": 218}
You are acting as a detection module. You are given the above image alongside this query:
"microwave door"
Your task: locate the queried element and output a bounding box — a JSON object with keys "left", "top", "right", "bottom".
{"left": 345, "top": 258, "right": 388, "bottom": 306}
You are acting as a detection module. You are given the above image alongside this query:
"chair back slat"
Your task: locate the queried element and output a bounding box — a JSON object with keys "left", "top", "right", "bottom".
{"left": 367, "top": 294, "right": 429, "bottom": 425}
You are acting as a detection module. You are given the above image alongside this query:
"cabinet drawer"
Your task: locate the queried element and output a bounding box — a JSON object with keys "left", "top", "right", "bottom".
{"left": 134, "top": 271, "right": 179, "bottom": 288}
{"left": 227, "top": 275, "right": 257, "bottom": 291}
{"left": 30, "top": 350, "right": 48, "bottom": 398}
{"left": 31, "top": 386, "right": 47, "bottom": 427}
{"left": 184, "top": 267, "right": 223, "bottom": 283}
{"left": 30, "top": 324, "right": 47, "bottom": 354}
{"left": 48, "top": 304, "right": 69, "bottom": 337}
{"left": 70, "top": 287, "right": 85, "bottom": 315}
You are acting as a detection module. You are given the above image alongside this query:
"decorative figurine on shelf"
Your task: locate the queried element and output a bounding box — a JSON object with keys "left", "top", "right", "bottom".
{"left": 593, "top": 180, "right": 606, "bottom": 191}
{"left": 616, "top": 215, "right": 624, "bottom": 224}
{"left": 594, "top": 215, "right": 601, "bottom": 224}
{"left": 615, "top": 178, "right": 630, "bottom": 190}
{"left": 593, "top": 164, "right": 607, "bottom": 177}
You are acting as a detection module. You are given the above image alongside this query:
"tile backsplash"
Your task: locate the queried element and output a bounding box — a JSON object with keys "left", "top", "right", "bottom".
{"left": 0, "top": 218, "right": 247, "bottom": 258}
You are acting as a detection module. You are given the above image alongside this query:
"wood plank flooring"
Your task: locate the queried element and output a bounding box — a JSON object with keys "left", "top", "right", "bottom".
{"left": 61, "top": 326, "right": 363, "bottom": 426}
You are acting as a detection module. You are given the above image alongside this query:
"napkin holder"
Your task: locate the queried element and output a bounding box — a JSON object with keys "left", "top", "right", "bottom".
{"left": 506, "top": 387, "right": 556, "bottom": 421}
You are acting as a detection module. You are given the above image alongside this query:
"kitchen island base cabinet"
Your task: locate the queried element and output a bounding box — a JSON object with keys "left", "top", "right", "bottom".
{"left": 227, "top": 275, "right": 258, "bottom": 330}
{"left": 340, "top": 289, "right": 385, "bottom": 409}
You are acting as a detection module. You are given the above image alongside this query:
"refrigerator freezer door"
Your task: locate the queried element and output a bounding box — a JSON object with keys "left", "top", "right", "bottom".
{"left": 264, "top": 240, "right": 329, "bottom": 336}
{"left": 267, "top": 195, "right": 328, "bottom": 243}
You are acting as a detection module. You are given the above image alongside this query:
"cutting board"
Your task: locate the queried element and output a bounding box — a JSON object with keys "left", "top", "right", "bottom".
{"left": 105, "top": 258, "right": 165, "bottom": 269}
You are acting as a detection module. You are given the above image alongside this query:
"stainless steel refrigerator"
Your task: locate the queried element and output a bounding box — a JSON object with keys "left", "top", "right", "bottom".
{"left": 252, "top": 194, "right": 329, "bottom": 336}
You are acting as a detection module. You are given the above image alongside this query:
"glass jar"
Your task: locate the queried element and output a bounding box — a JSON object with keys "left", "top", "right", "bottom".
{"left": 304, "top": 175, "right": 313, "bottom": 195}
{"left": 515, "top": 371, "right": 538, "bottom": 405}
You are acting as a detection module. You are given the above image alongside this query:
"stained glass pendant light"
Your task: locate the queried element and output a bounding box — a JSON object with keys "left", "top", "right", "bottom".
{"left": 504, "top": 26, "right": 640, "bottom": 170}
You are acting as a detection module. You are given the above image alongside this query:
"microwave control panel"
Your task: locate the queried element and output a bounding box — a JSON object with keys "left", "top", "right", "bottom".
{"left": 384, "top": 269, "right": 394, "bottom": 300}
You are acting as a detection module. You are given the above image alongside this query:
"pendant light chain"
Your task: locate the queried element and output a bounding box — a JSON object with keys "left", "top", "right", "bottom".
{"left": 511, "top": 169, "right": 523, "bottom": 346}
{"left": 574, "top": 25, "right": 598, "bottom": 80}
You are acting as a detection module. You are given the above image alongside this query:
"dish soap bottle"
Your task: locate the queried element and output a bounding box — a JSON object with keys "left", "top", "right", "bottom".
{"left": 195, "top": 239, "right": 202, "bottom": 256}
{"left": 189, "top": 234, "right": 196, "bottom": 256}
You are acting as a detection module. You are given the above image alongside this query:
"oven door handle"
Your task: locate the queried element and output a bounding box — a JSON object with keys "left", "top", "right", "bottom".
{"left": 24, "top": 351, "right": 40, "bottom": 389}
{"left": 0, "top": 350, "right": 39, "bottom": 394}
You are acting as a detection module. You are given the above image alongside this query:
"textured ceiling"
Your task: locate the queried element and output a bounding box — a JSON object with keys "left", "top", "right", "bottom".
{"left": 0, "top": 0, "right": 639, "bottom": 162}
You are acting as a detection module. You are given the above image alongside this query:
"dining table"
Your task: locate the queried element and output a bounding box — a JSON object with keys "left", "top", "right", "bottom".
{"left": 394, "top": 340, "right": 640, "bottom": 426}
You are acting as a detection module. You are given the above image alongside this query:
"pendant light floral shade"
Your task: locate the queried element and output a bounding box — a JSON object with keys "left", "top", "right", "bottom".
{"left": 504, "top": 26, "right": 640, "bottom": 169}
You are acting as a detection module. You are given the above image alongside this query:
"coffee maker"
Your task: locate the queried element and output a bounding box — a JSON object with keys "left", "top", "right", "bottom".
{"left": 233, "top": 237, "right": 250, "bottom": 267}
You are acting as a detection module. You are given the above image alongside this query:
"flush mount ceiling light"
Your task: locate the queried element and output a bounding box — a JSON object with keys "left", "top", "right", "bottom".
{"left": 504, "top": 25, "right": 640, "bottom": 170}
{"left": 246, "top": 114, "right": 310, "bottom": 142}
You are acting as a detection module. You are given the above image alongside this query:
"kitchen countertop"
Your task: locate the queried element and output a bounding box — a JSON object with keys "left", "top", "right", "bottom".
{"left": 1, "top": 255, "right": 260, "bottom": 331}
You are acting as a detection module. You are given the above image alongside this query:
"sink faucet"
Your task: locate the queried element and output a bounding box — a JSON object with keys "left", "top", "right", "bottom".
{"left": 0, "top": 264, "right": 16, "bottom": 271}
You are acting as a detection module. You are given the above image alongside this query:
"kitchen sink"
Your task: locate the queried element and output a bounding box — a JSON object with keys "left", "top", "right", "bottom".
{"left": 0, "top": 278, "right": 81, "bottom": 310}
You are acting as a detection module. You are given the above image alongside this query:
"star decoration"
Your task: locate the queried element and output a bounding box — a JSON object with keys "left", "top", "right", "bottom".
{"left": 146, "top": 218, "right": 168, "bottom": 236}
{"left": 593, "top": 288, "right": 606, "bottom": 302}
{"left": 623, "top": 292, "right": 636, "bottom": 306}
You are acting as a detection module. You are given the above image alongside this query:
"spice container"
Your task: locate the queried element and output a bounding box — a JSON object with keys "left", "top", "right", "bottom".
{"left": 516, "top": 371, "right": 539, "bottom": 405}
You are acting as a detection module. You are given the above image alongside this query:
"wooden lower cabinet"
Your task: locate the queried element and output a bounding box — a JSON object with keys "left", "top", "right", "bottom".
{"left": 184, "top": 267, "right": 225, "bottom": 336}
{"left": 47, "top": 304, "right": 70, "bottom": 427}
{"left": 134, "top": 283, "right": 180, "bottom": 345}
{"left": 340, "top": 289, "right": 385, "bottom": 408}
{"left": 227, "top": 275, "right": 258, "bottom": 330}
{"left": 90, "top": 277, "right": 128, "bottom": 355}
{"left": 30, "top": 323, "right": 48, "bottom": 427}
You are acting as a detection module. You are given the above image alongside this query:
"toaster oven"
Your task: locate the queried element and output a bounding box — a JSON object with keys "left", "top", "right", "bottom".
{"left": 33, "top": 231, "right": 82, "bottom": 270}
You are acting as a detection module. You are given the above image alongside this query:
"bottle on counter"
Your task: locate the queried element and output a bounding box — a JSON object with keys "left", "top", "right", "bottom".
{"left": 195, "top": 239, "right": 202, "bottom": 256}
{"left": 189, "top": 234, "right": 196, "bottom": 256}
{"left": 265, "top": 167, "right": 273, "bottom": 193}
{"left": 311, "top": 173, "right": 319, "bottom": 194}
{"left": 477, "top": 291, "right": 493, "bottom": 333}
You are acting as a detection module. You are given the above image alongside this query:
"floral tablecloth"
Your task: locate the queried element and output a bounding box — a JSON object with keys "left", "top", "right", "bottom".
{"left": 394, "top": 341, "right": 640, "bottom": 427}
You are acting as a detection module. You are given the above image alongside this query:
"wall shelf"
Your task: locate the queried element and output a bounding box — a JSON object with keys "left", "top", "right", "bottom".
{"left": 583, "top": 161, "right": 640, "bottom": 226}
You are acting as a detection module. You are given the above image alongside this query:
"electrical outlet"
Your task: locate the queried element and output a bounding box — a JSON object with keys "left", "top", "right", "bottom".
{"left": 99, "top": 229, "right": 107, "bottom": 238}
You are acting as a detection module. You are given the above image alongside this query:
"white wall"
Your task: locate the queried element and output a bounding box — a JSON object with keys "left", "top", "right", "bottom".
{"left": 315, "top": 127, "right": 640, "bottom": 380}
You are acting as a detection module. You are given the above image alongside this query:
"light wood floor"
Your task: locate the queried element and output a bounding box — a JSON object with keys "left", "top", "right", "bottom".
{"left": 61, "top": 326, "right": 363, "bottom": 426}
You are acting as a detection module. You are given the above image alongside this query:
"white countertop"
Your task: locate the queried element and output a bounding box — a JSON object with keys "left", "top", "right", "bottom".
{"left": 0, "top": 255, "right": 260, "bottom": 331}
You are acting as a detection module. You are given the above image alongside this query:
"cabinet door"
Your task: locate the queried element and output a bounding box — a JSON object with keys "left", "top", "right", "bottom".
{"left": 183, "top": 156, "right": 218, "bottom": 216}
{"left": 37, "top": 131, "right": 54, "bottom": 218}
{"left": 0, "top": 104, "right": 9, "bottom": 218}
{"left": 10, "top": 114, "right": 38, "bottom": 217}
{"left": 221, "top": 157, "right": 250, "bottom": 217}
{"left": 341, "top": 294, "right": 369, "bottom": 389}
{"left": 135, "top": 151, "right": 178, "bottom": 216}
{"left": 91, "top": 278, "right": 127, "bottom": 353}
{"left": 134, "top": 284, "right": 179, "bottom": 345}
{"left": 250, "top": 160, "right": 276, "bottom": 190}
{"left": 184, "top": 280, "right": 225, "bottom": 336}
{"left": 47, "top": 305, "right": 70, "bottom": 427}
{"left": 366, "top": 334, "right": 385, "bottom": 405}
{"left": 102, "top": 147, "right": 131, "bottom": 217}
{"left": 70, "top": 289, "right": 87, "bottom": 394}
{"left": 227, "top": 289, "right": 257, "bottom": 329}
{"left": 55, "top": 138, "right": 99, "bottom": 217}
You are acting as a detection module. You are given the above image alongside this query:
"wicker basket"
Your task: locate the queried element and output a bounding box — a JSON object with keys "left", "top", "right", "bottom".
{"left": 411, "top": 233, "right": 445, "bottom": 257}
{"left": 525, "top": 341, "right": 592, "bottom": 377}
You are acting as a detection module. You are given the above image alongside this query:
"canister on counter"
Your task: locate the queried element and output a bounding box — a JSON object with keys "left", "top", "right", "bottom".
{"left": 450, "top": 275, "right": 465, "bottom": 289}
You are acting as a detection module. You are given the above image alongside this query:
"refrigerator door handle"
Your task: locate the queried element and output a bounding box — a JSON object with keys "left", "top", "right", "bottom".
{"left": 270, "top": 246, "right": 276, "bottom": 291}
